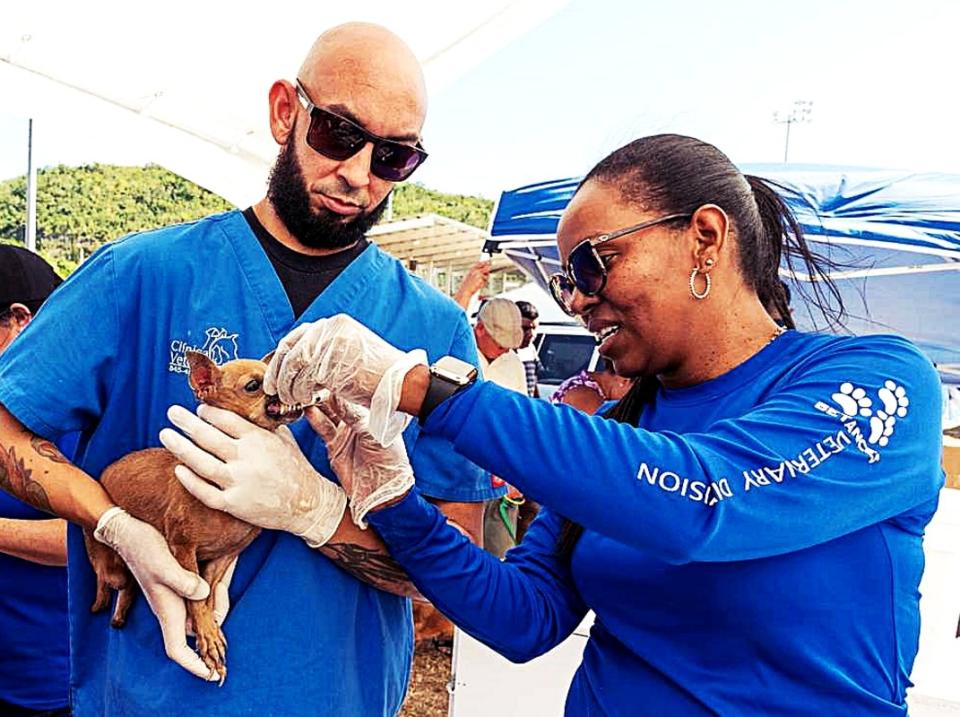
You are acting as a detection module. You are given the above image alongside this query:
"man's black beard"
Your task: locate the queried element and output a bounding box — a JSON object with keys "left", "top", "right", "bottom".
{"left": 266, "top": 132, "right": 388, "bottom": 250}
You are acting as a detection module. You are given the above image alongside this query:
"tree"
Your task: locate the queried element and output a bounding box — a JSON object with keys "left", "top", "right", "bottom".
{"left": 0, "top": 165, "right": 497, "bottom": 277}
{"left": 391, "top": 183, "right": 493, "bottom": 229}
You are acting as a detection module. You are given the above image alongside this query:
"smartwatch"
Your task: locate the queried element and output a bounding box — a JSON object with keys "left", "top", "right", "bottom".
{"left": 418, "top": 356, "right": 478, "bottom": 424}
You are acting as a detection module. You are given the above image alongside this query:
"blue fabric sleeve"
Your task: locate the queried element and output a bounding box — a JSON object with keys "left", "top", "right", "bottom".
{"left": 425, "top": 336, "right": 944, "bottom": 563}
{"left": 409, "top": 314, "right": 503, "bottom": 502}
{"left": 367, "top": 490, "right": 588, "bottom": 662}
{"left": 0, "top": 246, "right": 119, "bottom": 437}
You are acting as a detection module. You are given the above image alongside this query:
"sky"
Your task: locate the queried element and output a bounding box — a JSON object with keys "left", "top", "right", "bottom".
{"left": 1, "top": 0, "right": 958, "bottom": 200}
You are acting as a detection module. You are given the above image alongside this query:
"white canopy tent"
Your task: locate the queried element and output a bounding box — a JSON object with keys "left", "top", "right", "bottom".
{"left": 366, "top": 213, "right": 522, "bottom": 293}
{"left": 0, "top": 0, "right": 568, "bottom": 206}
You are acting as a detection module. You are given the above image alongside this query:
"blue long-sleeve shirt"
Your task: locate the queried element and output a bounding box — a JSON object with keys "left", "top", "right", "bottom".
{"left": 369, "top": 331, "right": 944, "bottom": 716}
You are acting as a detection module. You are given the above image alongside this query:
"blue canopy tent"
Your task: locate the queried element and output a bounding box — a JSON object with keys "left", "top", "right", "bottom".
{"left": 487, "top": 166, "right": 960, "bottom": 383}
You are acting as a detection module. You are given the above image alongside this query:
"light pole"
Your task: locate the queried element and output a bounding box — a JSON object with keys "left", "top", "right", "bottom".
{"left": 773, "top": 100, "right": 813, "bottom": 163}
{"left": 25, "top": 118, "right": 37, "bottom": 252}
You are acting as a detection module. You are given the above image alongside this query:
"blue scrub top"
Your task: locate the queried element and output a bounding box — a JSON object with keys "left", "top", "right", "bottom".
{"left": 0, "top": 211, "right": 497, "bottom": 717}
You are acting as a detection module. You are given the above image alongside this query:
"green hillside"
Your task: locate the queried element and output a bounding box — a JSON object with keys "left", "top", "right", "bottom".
{"left": 391, "top": 182, "right": 493, "bottom": 229}
{"left": 0, "top": 164, "right": 495, "bottom": 276}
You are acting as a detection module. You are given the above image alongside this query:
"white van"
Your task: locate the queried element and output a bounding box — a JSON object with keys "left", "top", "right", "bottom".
{"left": 529, "top": 323, "right": 598, "bottom": 399}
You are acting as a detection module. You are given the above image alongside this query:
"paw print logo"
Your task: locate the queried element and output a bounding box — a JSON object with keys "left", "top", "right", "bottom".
{"left": 831, "top": 382, "right": 873, "bottom": 418}
{"left": 879, "top": 380, "right": 909, "bottom": 418}
{"left": 868, "top": 413, "right": 896, "bottom": 446}
{"left": 869, "top": 380, "right": 909, "bottom": 447}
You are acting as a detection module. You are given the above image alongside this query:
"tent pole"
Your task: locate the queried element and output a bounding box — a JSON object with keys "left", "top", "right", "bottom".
{"left": 25, "top": 118, "right": 37, "bottom": 253}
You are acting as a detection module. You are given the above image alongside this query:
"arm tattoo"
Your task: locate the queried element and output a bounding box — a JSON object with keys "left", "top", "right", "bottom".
{"left": 321, "top": 542, "right": 419, "bottom": 597}
{"left": 0, "top": 444, "right": 54, "bottom": 514}
{"left": 30, "top": 435, "right": 70, "bottom": 464}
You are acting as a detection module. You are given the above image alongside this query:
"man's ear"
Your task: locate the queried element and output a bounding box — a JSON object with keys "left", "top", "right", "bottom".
{"left": 267, "top": 80, "right": 297, "bottom": 146}
{"left": 186, "top": 351, "right": 221, "bottom": 399}
{"left": 5, "top": 303, "right": 32, "bottom": 328}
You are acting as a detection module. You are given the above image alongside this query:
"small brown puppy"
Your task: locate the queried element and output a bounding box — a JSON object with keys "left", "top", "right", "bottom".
{"left": 83, "top": 350, "right": 300, "bottom": 682}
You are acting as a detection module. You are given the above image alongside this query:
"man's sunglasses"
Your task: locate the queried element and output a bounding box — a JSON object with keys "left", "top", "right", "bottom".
{"left": 295, "top": 79, "right": 428, "bottom": 182}
{"left": 548, "top": 213, "right": 691, "bottom": 315}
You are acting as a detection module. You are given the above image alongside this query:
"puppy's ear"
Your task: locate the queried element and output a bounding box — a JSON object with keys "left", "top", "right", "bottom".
{"left": 186, "top": 351, "right": 221, "bottom": 400}
{"left": 260, "top": 350, "right": 276, "bottom": 365}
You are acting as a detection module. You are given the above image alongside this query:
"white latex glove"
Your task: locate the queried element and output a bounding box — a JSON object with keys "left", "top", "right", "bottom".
{"left": 93, "top": 507, "right": 217, "bottom": 681}
{"left": 159, "top": 404, "right": 347, "bottom": 549}
{"left": 306, "top": 396, "right": 415, "bottom": 528}
{"left": 263, "top": 315, "right": 427, "bottom": 445}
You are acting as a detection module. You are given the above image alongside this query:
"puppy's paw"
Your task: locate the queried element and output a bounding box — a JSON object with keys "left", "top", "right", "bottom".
{"left": 195, "top": 619, "right": 228, "bottom": 686}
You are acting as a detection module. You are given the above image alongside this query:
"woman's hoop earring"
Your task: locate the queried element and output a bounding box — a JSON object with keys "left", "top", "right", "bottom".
{"left": 689, "top": 267, "right": 711, "bottom": 300}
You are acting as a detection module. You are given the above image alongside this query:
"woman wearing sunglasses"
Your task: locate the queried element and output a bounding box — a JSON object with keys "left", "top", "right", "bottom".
{"left": 171, "top": 134, "right": 943, "bottom": 716}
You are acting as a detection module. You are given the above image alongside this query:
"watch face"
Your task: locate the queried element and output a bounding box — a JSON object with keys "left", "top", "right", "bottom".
{"left": 432, "top": 356, "right": 478, "bottom": 385}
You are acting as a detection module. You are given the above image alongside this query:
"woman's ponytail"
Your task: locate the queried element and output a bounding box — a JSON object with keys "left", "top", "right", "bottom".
{"left": 746, "top": 175, "right": 844, "bottom": 330}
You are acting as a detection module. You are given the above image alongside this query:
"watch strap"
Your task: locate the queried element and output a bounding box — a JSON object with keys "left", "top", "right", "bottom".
{"left": 419, "top": 366, "right": 475, "bottom": 425}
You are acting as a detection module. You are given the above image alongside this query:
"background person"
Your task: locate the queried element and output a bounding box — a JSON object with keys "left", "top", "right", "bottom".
{"left": 550, "top": 357, "right": 634, "bottom": 414}
{"left": 472, "top": 297, "right": 526, "bottom": 556}
{"left": 453, "top": 258, "right": 493, "bottom": 311}
{"left": 508, "top": 299, "right": 543, "bottom": 540}
{"left": 0, "top": 23, "right": 496, "bottom": 717}
{"left": 238, "top": 134, "right": 943, "bottom": 716}
{"left": 515, "top": 300, "right": 541, "bottom": 398}
{"left": 473, "top": 298, "right": 526, "bottom": 393}
{"left": 470, "top": 297, "right": 526, "bottom": 556}
{"left": 0, "top": 246, "right": 72, "bottom": 717}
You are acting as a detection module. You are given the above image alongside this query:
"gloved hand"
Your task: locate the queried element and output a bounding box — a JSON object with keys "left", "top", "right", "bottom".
{"left": 93, "top": 507, "right": 217, "bottom": 681}
{"left": 305, "top": 395, "right": 414, "bottom": 528}
{"left": 263, "top": 315, "right": 426, "bottom": 445}
{"left": 159, "top": 404, "right": 348, "bottom": 548}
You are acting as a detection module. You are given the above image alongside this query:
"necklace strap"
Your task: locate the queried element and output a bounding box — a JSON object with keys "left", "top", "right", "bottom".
{"left": 766, "top": 325, "right": 787, "bottom": 347}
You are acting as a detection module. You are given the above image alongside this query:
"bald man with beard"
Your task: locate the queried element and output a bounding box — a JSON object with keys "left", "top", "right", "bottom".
{"left": 0, "top": 23, "right": 497, "bottom": 716}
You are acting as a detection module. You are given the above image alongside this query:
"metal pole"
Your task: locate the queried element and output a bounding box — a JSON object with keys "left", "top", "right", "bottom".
{"left": 25, "top": 118, "right": 37, "bottom": 252}
{"left": 773, "top": 100, "right": 812, "bottom": 165}
{"left": 783, "top": 120, "right": 791, "bottom": 163}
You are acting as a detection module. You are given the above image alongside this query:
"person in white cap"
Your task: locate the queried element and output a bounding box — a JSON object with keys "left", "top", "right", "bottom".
{"left": 474, "top": 298, "right": 526, "bottom": 394}
{"left": 472, "top": 298, "right": 527, "bottom": 556}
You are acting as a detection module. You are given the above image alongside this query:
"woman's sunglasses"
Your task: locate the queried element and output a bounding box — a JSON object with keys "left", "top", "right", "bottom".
{"left": 548, "top": 213, "right": 691, "bottom": 315}
{"left": 295, "top": 80, "right": 428, "bottom": 182}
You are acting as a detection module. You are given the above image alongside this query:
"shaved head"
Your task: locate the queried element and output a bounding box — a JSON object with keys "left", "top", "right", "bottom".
{"left": 260, "top": 23, "right": 428, "bottom": 253}
{"left": 298, "top": 23, "right": 427, "bottom": 133}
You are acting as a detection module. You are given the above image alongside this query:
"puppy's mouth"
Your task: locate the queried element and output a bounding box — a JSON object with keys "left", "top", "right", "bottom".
{"left": 265, "top": 397, "right": 304, "bottom": 423}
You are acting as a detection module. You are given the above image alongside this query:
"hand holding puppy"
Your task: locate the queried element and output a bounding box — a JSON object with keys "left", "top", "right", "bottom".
{"left": 93, "top": 507, "right": 218, "bottom": 681}
{"left": 160, "top": 405, "right": 347, "bottom": 548}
